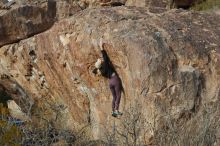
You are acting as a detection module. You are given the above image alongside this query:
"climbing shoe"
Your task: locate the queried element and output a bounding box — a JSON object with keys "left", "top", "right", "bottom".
{"left": 112, "top": 112, "right": 118, "bottom": 117}
{"left": 115, "top": 111, "right": 123, "bottom": 116}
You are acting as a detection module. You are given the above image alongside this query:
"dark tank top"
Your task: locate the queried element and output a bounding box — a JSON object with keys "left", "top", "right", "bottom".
{"left": 99, "top": 50, "right": 116, "bottom": 78}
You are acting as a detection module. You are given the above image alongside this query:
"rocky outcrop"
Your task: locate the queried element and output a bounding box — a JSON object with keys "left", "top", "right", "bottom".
{"left": 23, "top": 0, "right": 82, "bottom": 20}
{"left": 7, "top": 100, "right": 30, "bottom": 121}
{"left": 0, "top": 0, "right": 83, "bottom": 46}
{"left": 0, "top": 1, "right": 56, "bottom": 47}
{"left": 0, "top": 6, "right": 220, "bottom": 145}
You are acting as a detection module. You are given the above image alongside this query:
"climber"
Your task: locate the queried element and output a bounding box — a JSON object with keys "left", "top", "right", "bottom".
{"left": 94, "top": 39, "right": 123, "bottom": 117}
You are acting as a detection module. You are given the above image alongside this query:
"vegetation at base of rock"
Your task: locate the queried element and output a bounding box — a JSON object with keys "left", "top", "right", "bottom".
{"left": 0, "top": 103, "right": 91, "bottom": 145}
{"left": 192, "top": 0, "right": 220, "bottom": 10}
{"left": 153, "top": 103, "right": 220, "bottom": 146}
{"left": 101, "top": 101, "right": 148, "bottom": 145}
{"left": 0, "top": 104, "right": 22, "bottom": 146}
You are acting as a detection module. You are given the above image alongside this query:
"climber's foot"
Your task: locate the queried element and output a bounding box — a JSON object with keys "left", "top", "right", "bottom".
{"left": 115, "top": 111, "right": 123, "bottom": 116}
{"left": 112, "top": 111, "right": 118, "bottom": 117}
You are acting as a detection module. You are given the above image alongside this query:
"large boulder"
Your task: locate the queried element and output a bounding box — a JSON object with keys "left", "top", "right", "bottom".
{"left": 0, "top": 1, "right": 56, "bottom": 47}
{"left": 0, "top": 6, "right": 219, "bottom": 145}
{"left": 0, "top": 0, "right": 84, "bottom": 46}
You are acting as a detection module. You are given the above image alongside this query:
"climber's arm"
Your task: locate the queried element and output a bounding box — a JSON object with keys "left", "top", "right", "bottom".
{"left": 101, "top": 50, "right": 110, "bottom": 65}
{"left": 99, "top": 38, "right": 110, "bottom": 65}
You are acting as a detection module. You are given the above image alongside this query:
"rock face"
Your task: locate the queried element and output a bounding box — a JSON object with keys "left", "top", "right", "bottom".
{"left": 23, "top": 0, "right": 82, "bottom": 20}
{"left": 0, "top": 6, "right": 220, "bottom": 145}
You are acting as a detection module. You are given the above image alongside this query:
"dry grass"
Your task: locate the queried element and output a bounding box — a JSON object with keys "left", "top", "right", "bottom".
{"left": 0, "top": 101, "right": 92, "bottom": 146}
{"left": 0, "top": 104, "right": 22, "bottom": 145}
{"left": 153, "top": 103, "right": 220, "bottom": 146}
{"left": 192, "top": 0, "right": 220, "bottom": 11}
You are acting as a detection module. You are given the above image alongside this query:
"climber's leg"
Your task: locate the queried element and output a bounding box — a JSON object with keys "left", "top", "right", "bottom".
{"left": 115, "top": 82, "right": 121, "bottom": 112}
{"left": 109, "top": 75, "right": 122, "bottom": 116}
{"left": 110, "top": 84, "right": 117, "bottom": 112}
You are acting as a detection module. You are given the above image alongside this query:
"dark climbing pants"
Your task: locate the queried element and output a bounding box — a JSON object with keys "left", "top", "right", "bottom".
{"left": 109, "top": 75, "right": 122, "bottom": 111}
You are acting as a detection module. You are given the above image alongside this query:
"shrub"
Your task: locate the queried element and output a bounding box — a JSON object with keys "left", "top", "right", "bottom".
{"left": 0, "top": 104, "right": 22, "bottom": 145}
{"left": 192, "top": 0, "right": 220, "bottom": 10}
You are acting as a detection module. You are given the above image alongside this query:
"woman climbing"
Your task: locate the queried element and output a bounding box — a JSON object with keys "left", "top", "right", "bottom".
{"left": 94, "top": 39, "right": 123, "bottom": 117}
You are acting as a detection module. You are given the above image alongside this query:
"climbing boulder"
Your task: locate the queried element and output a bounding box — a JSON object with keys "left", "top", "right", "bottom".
{"left": 0, "top": 6, "right": 219, "bottom": 145}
